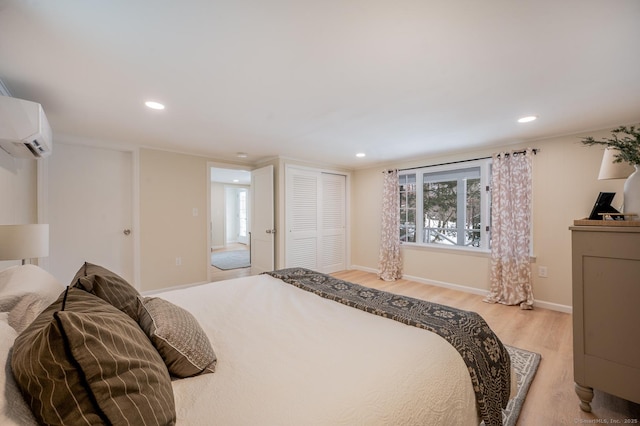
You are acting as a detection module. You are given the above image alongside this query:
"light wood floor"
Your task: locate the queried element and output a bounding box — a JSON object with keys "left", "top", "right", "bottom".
{"left": 331, "top": 270, "right": 640, "bottom": 425}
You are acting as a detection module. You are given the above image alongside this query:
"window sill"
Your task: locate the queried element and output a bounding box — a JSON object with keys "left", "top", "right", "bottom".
{"left": 400, "top": 242, "right": 537, "bottom": 262}
{"left": 400, "top": 242, "right": 491, "bottom": 258}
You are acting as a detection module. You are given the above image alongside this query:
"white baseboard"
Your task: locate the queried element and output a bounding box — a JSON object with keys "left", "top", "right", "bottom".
{"left": 349, "top": 265, "right": 572, "bottom": 314}
{"left": 141, "top": 280, "right": 209, "bottom": 296}
{"left": 529, "top": 299, "right": 572, "bottom": 314}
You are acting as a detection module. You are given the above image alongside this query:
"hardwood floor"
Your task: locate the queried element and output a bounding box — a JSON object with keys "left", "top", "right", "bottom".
{"left": 331, "top": 270, "right": 640, "bottom": 425}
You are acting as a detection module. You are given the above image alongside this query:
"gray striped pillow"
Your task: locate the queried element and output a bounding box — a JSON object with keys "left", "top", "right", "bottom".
{"left": 11, "top": 287, "right": 176, "bottom": 425}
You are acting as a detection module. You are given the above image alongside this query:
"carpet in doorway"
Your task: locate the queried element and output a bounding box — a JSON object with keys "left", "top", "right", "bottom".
{"left": 211, "top": 250, "right": 250, "bottom": 270}
{"left": 481, "top": 344, "right": 541, "bottom": 426}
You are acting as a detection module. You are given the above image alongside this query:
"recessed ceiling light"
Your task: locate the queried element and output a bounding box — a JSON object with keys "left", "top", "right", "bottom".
{"left": 356, "top": 153, "right": 366, "bottom": 158}
{"left": 232, "top": 179, "right": 239, "bottom": 183}
{"left": 517, "top": 115, "right": 537, "bottom": 123}
{"left": 145, "top": 101, "right": 165, "bottom": 110}
{"left": 236, "top": 152, "right": 248, "bottom": 158}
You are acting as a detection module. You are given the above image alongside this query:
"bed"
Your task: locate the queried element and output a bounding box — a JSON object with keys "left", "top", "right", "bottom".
{"left": 1, "top": 263, "right": 512, "bottom": 425}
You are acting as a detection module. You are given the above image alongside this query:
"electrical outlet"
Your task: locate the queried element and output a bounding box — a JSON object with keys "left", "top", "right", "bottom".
{"left": 176, "top": 257, "right": 182, "bottom": 266}
{"left": 538, "top": 266, "right": 548, "bottom": 278}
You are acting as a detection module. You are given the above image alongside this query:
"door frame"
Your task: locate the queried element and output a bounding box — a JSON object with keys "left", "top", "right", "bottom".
{"left": 207, "top": 162, "right": 253, "bottom": 281}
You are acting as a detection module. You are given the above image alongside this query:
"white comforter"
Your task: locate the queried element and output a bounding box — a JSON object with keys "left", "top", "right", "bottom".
{"left": 158, "top": 274, "right": 480, "bottom": 425}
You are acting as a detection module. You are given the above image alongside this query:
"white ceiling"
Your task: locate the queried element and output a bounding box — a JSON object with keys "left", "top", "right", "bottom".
{"left": 1, "top": 1, "right": 639, "bottom": 169}
{"left": 211, "top": 167, "right": 251, "bottom": 185}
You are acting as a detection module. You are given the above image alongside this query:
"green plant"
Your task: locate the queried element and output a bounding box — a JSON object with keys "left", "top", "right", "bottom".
{"left": 581, "top": 125, "right": 640, "bottom": 166}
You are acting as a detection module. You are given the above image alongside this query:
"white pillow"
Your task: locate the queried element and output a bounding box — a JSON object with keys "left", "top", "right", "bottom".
{"left": 0, "top": 266, "right": 65, "bottom": 331}
{"left": 0, "top": 313, "right": 36, "bottom": 424}
{"left": 8, "top": 294, "right": 53, "bottom": 334}
{"left": 0, "top": 265, "right": 65, "bottom": 308}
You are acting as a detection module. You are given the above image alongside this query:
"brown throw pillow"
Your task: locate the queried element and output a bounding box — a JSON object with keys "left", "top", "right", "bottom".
{"left": 11, "top": 288, "right": 176, "bottom": 426}
{"left": 138, "top": 296, "right": 217, "bottom": 378}
{"left": 71, "top": 262, "right": 141, "bottom": 321}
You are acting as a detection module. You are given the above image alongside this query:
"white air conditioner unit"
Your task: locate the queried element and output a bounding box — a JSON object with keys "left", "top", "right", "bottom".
{"left": 0, "top": 95, "right": 52, "bottom": 159}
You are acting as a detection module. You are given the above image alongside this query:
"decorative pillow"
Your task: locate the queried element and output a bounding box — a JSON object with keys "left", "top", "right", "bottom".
{"left": 71, "top": 262, "right": 141, "bottom": 321}
{"left": 138, "top": 296, "right": 217, "bottom": 378}
{"left": 11, "top": 288, "right": 176, "bottom": 426}
{"left": 0, "top": 313, "right": 37, "bottom": 425}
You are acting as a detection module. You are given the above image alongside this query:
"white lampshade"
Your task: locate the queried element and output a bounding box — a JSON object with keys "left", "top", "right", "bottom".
{"left": 0, "top": 224, "right": 49, "bottom": 264}
{"left": 598, "top": 148, "right": 635, "bottom": 180}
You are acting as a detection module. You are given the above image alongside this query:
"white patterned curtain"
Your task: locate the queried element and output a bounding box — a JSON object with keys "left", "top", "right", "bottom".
{"left": 484, "top": 148, "right": 534, "bottom": 309}
{"left": 377, "top": 169, "right": 402, "bottom": 281}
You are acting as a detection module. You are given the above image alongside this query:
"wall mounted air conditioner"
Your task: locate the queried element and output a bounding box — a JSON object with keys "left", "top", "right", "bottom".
{"left": 0, "top": 95, "right": 52, "bottom": 159}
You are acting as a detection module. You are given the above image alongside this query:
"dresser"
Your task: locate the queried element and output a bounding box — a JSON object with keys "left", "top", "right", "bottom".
{"left": 570, "top": 225, "right": 640, "bottom": 412}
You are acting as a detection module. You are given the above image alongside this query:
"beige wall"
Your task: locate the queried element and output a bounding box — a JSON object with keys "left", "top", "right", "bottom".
{"left": 2, "top": 128, "right": 625, "bottom": 308}
{"left": 139, "top": 148, "right": 209, "bottom": 291}
{"left": 351, "top": 129, "right": 625, "bottom": 309}
{"left": 0, "top": 150, "right": 38, "bottom": 269}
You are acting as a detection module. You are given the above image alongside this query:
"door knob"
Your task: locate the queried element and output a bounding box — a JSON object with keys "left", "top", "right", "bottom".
{"left": 123, "top": 229, "right": 131, "bottom": 236}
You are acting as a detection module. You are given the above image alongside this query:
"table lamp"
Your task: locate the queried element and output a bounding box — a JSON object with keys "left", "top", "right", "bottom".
{"left": 0, "top": 224, "right": 49, "bottom": 265}
{"left": 598, "top": 148, "right": 637, "bottom": 217}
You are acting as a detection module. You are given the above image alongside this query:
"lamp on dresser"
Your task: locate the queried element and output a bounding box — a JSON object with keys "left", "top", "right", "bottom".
{"left": 598, "top": 147, "right": 635, "bottom": 180}
{"left": 582, "top": 126, "right": 640, "bottom": 219}
{"left": 0, "top": 224, "right": 49, "bottom": 265}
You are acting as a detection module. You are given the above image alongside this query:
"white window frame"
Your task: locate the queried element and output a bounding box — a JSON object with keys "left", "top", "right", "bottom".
{"left": 399, "top": 158, "right": 492, "bottom": 253}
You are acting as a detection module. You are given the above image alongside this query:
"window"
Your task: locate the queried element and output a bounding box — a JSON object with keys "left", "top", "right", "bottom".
{"left": 399, "top": 159, "right": 491, "bottom": 251}
{"left": 238, "top": 189, "right": 247, "bottom": 238}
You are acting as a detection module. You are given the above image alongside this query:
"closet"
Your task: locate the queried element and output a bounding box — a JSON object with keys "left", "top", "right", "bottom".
{"left": 285, "top": 166, "right": 347, "bottom": 273}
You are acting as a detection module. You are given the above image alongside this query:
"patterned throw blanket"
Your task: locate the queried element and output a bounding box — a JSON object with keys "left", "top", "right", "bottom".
{"left": 266, "top": 268, "right": 511, "bottom": 426}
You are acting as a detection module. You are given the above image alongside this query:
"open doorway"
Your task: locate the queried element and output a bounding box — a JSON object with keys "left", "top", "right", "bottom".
{"left": 209, "top": 166, "right": 252, "bottom": 281}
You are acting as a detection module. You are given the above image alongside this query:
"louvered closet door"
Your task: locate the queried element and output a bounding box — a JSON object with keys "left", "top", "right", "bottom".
{"left": 321, "top": 173, "right": 346, "bottom": 273}
{"left": 286, "top": 168, "right": 320, "bottom": 269}
{"left": 285, "top": 167, "right": 346, "bottom": 273}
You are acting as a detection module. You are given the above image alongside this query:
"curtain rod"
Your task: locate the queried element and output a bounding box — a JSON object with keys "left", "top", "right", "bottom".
{"left": 385, "top": 148, "right": 539, "bottom": 173}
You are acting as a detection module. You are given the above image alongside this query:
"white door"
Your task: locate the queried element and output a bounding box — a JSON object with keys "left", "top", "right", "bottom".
{"left": 321, "top": 173, "right": 346, "bottom": 273}
{"left": 47, "top": 143, "right": 134, "bottom": 285}
{"left": 250, "top": 165, "right": 274, "bottom": 274}
{"left": 285, "top": 167, "right": 319, "bottom": 269}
